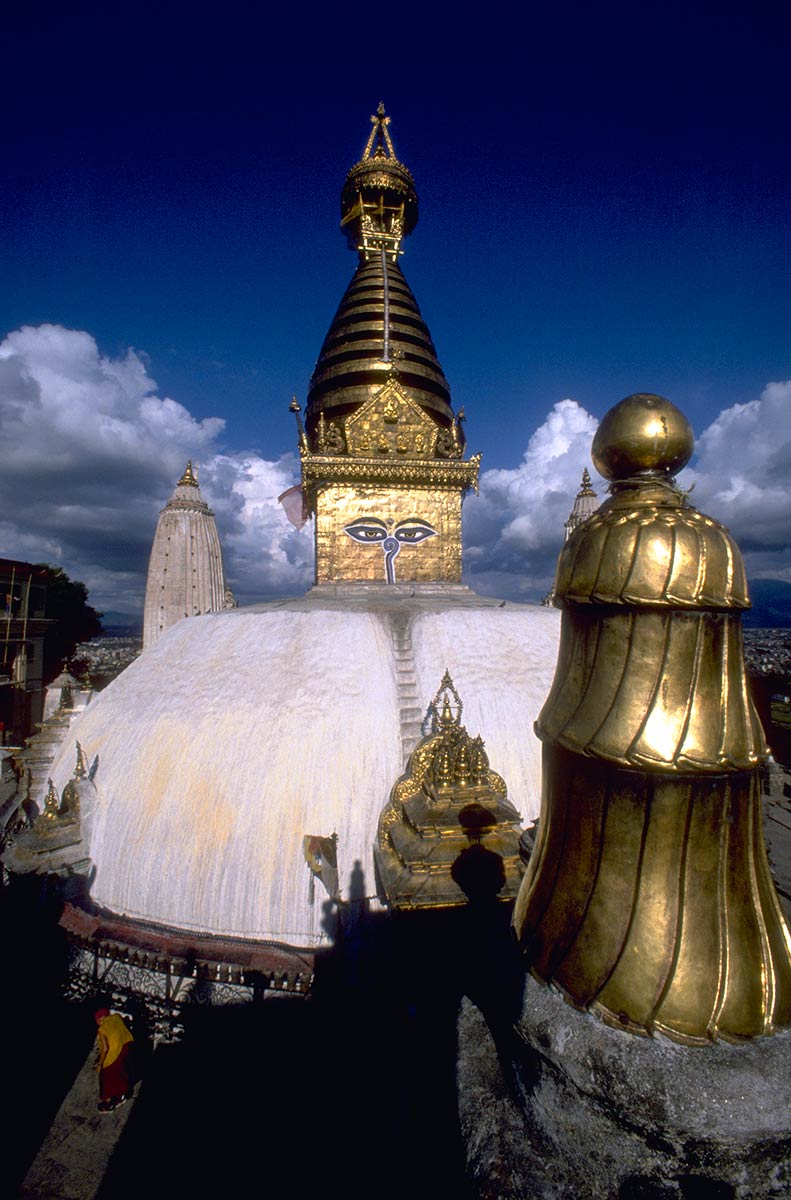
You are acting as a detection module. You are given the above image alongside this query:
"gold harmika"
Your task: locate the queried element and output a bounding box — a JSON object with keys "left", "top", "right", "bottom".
{"left": 513, "top": 393, "right": 791, "bottom": 1044}
{"left": 376, "top": 672, "right": 524, "bottom": 909}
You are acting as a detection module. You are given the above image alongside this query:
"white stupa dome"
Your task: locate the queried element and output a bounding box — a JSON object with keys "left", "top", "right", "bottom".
{"left": 47, "top": 592, "right": 560, "bottom": 947}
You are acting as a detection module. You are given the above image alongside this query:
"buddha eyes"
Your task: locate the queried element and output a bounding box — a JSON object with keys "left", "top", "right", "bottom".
{"left": 344, "top": 518, "right": 437, "bottom": 545}
{"left": 394, "top": 521, "right": 436, "bottom": 544}
{"left": 344, "top": 520, "right": 388, "bottom": 544}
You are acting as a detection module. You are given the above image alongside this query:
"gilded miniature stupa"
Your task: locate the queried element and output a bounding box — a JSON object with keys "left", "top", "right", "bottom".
{"left": 514, "top": 393, "right": 791, "bottom": 1043}
{"left": 295, "top": 103, "right": 480, "bottom": 587}
{"left": 376, "top": 672, "right": 524, "bottom": 908}
{"left": 142, "top": 461, "right": 227, "bottom": 649}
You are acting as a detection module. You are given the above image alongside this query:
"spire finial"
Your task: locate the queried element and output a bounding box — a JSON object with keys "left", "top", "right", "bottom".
{"left": 341, "top": 105, "right": 418, "bottom": 261}
{"left": 362, "top": 102, "right": 396, "bottom": 160}
{"left": 591, "top": 394, "right": 694, "bottom": 482}
{"left": 290, "top": 395, "right": 308, "bottom": 453}
{"left": 178, "top": 460, "right": 199, "bottom": 487}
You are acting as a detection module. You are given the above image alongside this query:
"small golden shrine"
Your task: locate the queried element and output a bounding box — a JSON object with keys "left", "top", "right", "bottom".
{"left": 375, "top": 672, "right": 525, "bottom": 909}
{"left": 292, "top": 105, "right": 480, "bottom": 586}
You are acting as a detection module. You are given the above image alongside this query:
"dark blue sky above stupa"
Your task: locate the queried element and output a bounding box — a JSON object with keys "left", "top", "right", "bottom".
{"left": 2, "top": 2, "right": 790, "bottom": 612}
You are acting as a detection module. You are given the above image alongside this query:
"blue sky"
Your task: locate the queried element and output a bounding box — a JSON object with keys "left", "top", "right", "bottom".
{"left": 2, "top": 3, "right": 790, "bottom": 612}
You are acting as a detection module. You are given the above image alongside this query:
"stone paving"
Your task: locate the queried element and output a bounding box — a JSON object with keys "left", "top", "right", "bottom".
{"left": 19, "top": 1051, "right": 137, "bottom": 1200}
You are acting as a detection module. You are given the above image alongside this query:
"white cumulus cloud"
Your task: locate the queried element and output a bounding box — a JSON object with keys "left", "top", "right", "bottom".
{"left": 0, "top": 324, "right": 311, "bottom": 615}
{"left": 682, "top": 380, "right": 791, "bottom": 582}
{"left": 463, "top": 399, "right": 603, "bottom": 599}
{"left": 1, "top": 325, "right": 788, "bottom": 616}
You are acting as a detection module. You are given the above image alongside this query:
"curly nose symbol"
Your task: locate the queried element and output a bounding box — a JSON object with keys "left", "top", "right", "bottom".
{"left": 382, "top": 536, "right": 400, "bottom": 584}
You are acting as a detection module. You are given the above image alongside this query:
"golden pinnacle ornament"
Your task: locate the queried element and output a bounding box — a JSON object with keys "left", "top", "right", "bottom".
{"left": 514, "top": 393, "right": 791, "bottom": 1044}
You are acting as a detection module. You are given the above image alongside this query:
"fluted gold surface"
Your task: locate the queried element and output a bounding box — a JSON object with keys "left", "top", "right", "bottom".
{"left": 516, "top": 747, "right": 791, "bottom": 1042}
{"left": 514, "top": 392, "right": 791, "bottom": 1043}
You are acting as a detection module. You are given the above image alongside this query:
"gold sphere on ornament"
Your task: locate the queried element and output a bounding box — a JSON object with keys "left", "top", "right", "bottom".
{"left": 592, "top": 393, "right": 694, "bottom": 481}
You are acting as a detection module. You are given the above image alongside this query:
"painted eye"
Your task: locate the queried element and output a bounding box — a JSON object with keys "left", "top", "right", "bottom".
{"left": 344, "top": 520, "right": 388, "bottom": 544}
{"left": 395, "top": 520, "right": 437, "bottom": 544}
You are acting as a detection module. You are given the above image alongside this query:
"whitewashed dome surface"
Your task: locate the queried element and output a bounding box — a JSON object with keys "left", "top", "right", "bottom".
{"left": 48, "top": 594, "right": 560, "bottom": 947}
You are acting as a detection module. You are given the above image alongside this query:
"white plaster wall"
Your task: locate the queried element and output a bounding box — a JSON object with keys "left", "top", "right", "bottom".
{"left": 49, "top": 601, "right": 560, "bottom": 946}
{"left": 410, "top": 605, "right": 560, "bottom": 825}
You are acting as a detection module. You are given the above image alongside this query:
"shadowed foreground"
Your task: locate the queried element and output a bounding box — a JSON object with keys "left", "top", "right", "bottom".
{"left": 5, "top": 876, "right": 525, "bottom": 1200}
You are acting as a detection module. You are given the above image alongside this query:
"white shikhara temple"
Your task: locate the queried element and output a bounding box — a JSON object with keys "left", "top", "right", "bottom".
{"left": 142, "top": 460, "right": 227, "bottom": 650}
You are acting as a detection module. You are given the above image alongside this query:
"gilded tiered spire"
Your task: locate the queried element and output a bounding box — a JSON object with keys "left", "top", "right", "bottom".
{"left": 306, "top": 104, "right": 456, "bottom": 443}
{"left": 298, "top": 106, "right": 480, "bottom": 588}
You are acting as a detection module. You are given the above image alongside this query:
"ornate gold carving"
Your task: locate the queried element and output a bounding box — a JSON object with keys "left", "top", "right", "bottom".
{"left": 340, "top": 103, "right": 417, "bottom": 262}
{"left": 345, "top": 381, "right": 438, "bottom": 460}
{"left": 514, "top": 393, "right": 791, "bottom": 1044}
{"left": 375, "top": 673, "right": 524, "bottom": 909}
{"left": 325, "top": 422, "right": 345, "bottom": 454}
{"left": 301, "top": 454, "right": 480, "bottom": 495}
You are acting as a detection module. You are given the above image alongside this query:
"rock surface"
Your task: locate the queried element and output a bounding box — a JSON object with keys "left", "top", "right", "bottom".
{"left": 457, "top": 978, "right": 791, "bottom": 1199}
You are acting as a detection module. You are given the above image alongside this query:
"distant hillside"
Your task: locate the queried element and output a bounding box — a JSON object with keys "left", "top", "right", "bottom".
{"left": 744, "top": 580, "right": 791, "bottom": 629}
{"left": 101, "top": 611, "right": 143, "bottom": 636}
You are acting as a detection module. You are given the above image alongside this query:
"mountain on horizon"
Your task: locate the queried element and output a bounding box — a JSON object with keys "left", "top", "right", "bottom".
{"left": 744, "top": 579, "right": 791, "bottom": 629}
{"left": 100, "top": 611, "right": 143, "bottom": 636}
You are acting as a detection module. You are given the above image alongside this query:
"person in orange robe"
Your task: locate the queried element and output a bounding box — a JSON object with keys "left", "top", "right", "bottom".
{"left": 94, "top": 1007, "right": 134, "bottom": 1112}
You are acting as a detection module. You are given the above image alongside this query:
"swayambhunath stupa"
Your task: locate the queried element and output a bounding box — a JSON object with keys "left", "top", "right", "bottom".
{"left": 6, "top": 105, "right": 560, "bottom": 960}
{"left": 4, "top": 106, "right": 791, "bottom": 1200}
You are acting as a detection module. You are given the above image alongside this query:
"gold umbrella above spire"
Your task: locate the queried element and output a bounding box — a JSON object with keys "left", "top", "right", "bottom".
{"left": 340, "top": 102, "right": 418, "bottom": 260}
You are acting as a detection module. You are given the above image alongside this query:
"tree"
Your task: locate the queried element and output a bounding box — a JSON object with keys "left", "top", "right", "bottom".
{"left": 36, "top": 565, "right": 103, "bottom": 684}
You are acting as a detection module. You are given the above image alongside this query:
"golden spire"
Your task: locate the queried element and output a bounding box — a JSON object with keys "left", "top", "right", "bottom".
{"left": 514, "top": 393, "right": 791, "bottom": 1044}
{"left": 300, "top": 109, "right": 479, "bottom": 587}
{"left": 178, "top": 460, "right": 199, "bottom": 487}
{"left": 42, "top": 779, "right": 60, "bottom": 821}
